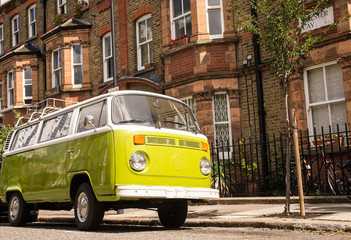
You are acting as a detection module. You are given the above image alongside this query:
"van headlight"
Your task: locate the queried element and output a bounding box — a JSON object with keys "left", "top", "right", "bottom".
{"left": 200, "top": 158, "right": 211, "bottom": 176}
{"left": 129, "top": 152, "right": 147, "bottom": 171}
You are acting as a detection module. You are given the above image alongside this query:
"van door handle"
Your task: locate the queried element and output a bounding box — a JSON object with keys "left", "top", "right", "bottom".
{"left": 68, "top": 149, "right": 75, "bottom": 153}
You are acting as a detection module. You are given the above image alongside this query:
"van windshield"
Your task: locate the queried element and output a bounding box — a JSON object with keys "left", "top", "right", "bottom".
{"left": 112, "top": 95, "right": 201, "bottom": 133}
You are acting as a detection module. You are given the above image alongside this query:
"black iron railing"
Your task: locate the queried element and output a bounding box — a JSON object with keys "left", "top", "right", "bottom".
{"left": 211, "top": 124, "right": 351, "bottom": 197}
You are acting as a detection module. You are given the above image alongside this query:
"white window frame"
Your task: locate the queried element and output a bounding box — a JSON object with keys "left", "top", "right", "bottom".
{"left": 102, "top": 32, "right": 113, "bottom": 82}
{"left": 206, "top": 0, "right": 224, "bottom": 39}
{"left": 7, "top": 71, "right": 14, "bottom": 108}
{"left": 0, "top": 24, "right": 3, "bottom": 55}
{"left": 136, "top": 14, "right": 153, "bottom": 71}
{"left": 212, "top": 92, "right": 232, "bottom": 148}
{"left": 28, "top": 4, "right": 37, "bottom": 38}
{"left": 304, "top": 61, "right": 346, "bottom": 133}
{"left": 23, "top": 67, "right": 33, "bottom": 104}
{"left": 58, "top": 0, "right": 67, "bottom": 14}
{"left": 170, "top": 0, "right": 192, "bottom": 39}
{"left": 52, "top": 49, "right": 62, "bottom": 88}
{"left": 181, "top": 96, "right": 197, "bottom": 119}
{"left": 72, "top": 44, "right": 83, "bottom": 88}
{"left": 12, "top": 15, "right": 19, "bottom": 47}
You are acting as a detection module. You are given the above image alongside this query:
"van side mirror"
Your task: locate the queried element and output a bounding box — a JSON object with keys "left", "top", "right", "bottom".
{"left": 84, "top": 115, "right": 96, "bottom": 131}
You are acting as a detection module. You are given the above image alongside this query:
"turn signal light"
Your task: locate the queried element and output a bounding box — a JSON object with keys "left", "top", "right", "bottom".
{"left": 133, "top": 135, "right": 145, "bottom": 145}
{"left": 201, "top": 142, "right": 209, "bottom": 152}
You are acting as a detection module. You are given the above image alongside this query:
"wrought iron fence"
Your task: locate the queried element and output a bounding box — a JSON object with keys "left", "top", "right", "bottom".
{"left": 210, "top": 124, "right": 351, "bottom": 197}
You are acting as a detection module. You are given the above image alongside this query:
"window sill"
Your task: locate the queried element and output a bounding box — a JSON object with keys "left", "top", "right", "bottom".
{"left": 135, "top": 63, "right": 155, "bottom": 75}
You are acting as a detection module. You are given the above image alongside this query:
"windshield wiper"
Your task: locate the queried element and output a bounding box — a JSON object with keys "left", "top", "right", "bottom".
{"left": 161, "top": 120, "right": 187, "bottom": 127}
{"left": 117, "top": 119, "right": 146, "bottom": 124}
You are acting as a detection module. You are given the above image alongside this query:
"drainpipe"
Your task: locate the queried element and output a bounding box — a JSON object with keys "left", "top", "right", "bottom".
{"left": 40, "top": 0, "right": 47, "bottom": 93}
{"left": 110, "top": 0, "right": 117, "bottom": 87}
{"left": 251, "top": 5, "right": 269, "bottom": 190}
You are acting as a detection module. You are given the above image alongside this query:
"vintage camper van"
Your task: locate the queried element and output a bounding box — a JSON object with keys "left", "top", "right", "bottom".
{"left": 0, "top": 90, "right": 218, "bottom": 230}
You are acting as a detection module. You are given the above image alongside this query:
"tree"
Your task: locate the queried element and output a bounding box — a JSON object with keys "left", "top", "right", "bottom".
{"left": 232, "top": 0, "right": 349, "bottom": 215}
{"left": 0, "top": 111, "right": 22, "bottom": 156}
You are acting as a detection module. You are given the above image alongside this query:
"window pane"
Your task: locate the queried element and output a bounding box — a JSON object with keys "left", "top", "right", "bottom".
{"left": 173, "top": 0, "right": 182, "bottom": 17}
{"left": 208, "top": 9, "right": 222, "bottom": 35}
{"left": 9, "top": 90, "right": 14, "bottom": 106}
{"left": 12, "top": 124, "right": 39, "bottom": 150}
{"left": 74, "top": 66, "right": 83, "bottom": 84}
{"left": 138, "top": 20, "right": 146, "bottom": 43}
{"left": 147, "top": 17, "right": 152, "bottom": 40}
{"left": 214, "top": 94, "right": 228, "bottom": 122}
{"left": 208, "top": 0, "right": 220, "bottom": 6}
{"left": 175, "top": 18, "right": 185, "bottom": 37}
{"left": 308, "top": 68, "right": 325, "bottom": 103}
{"left": 326, "top": 64, "right": 344, "bottom": 101}
{"left": 107, "top": 58, "right": 113, "bottom": 79}
{"left": 183, "top": 0, "right": 191, "bottom": 13}
{"left": 149, "top": 41, "right": 153, "bottom": 63}
{"left": 185, "top": 15, "right": 192, "bottom": 36}
{"left": 40, "top": 112, "right": 72, "bottom": 142}
{"left": 141, "top": 44, "right": 149, "bottom": 66}
{"left": 215, "top": 123, "right": 230, "bottom": 144}
{"left": 25, "top": 85, "right": 32, "bottom": 97}
{"left": 77, "top": 101, "right": 106, "bottom": 133}
{"left": 24, "top": 67, "right": 32, "bottom": 80}
{"left": 73, "top": 45, "right": 82, "bottom": 64}
{"left": 54, "top": 70, "right": 61, "bottom": 86}
{"left": 311, "top": 105, "right": 329, "bottom": 134}
{"left": 104, "top": 36, "right": 111, "bottom": 57}
{"left": 30, "top": 8, "right": 36, "bottom": 21}
{"left": 331, "top": 102, "right": 347, "bottom": 132}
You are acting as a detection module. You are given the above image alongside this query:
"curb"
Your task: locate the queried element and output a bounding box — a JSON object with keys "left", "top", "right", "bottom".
{"left": 38, "top": 216, "right": 351, "bottom": 233}
{"left": 196, "top": 195, "right": 351, "bottom": 205}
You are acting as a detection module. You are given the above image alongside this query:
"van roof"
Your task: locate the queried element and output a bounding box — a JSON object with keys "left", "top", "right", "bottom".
{"left": 13, "top": 90, "right": 183, "bottom": 129}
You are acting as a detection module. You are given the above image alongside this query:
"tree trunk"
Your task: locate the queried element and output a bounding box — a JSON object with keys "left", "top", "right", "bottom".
{"left": 284, "top": 85, "right": 291, "bottom": 216}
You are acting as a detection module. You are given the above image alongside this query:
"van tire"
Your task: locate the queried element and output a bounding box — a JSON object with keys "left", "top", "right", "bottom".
{"left": 158, "top": 200, "right": 188, "bottom": 228}
{"left": 8, "top": 192, "right": 29, "bottom": 226}
{"left": 74, "top": 183, "right": 104, "bottom": 231}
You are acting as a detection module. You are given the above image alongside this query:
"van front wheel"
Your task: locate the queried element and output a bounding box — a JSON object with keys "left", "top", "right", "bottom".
{"left": 8, "top": 192, "right": 29, "bottom": 226}
{"left": 74, "top": 183, "right": 104, "bottom": 231}
{"left": 158, "top": 200, "right": 188, "bottom": 228}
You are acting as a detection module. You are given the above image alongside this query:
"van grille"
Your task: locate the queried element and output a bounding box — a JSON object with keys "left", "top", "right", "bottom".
{"left": 4, "top": 130, "right": 15, "bottom": 151}
{"left": 146, "top": 137, "right": 176, "bottom": 146}
{"left": 179, "top": 140, "right": 201, "bottom": 149}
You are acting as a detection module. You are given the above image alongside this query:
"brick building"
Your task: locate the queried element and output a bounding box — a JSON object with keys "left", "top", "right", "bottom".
{"left": 0, "top": 0, "right": 350, "bottom": 146}
{"left": 0, "top": 0, "right": 163, "bottom": 126}
{"left": 235, "top": 0, "right": 351, "bottom": 141}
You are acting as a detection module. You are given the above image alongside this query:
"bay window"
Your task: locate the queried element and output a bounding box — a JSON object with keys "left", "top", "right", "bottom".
{"left": 171, "top": 0, "right": 192, "bottom": 39}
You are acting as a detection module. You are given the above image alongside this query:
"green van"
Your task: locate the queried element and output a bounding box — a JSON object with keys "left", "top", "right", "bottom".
{"left": 0, "top": 90, "right": 218, "bottom": 230}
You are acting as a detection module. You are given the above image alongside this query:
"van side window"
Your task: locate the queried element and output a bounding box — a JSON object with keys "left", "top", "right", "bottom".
{"left": 40, "top": 111, "right": 72, "bottom": 142}
{"left": 11, "top": 124, "right": 39, "bottom": 150}
{"left": 77, "top": 100, "right": 107, "bottom": 133}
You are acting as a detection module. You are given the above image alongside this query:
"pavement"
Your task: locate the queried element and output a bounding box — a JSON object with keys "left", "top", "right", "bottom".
{"left": 37, "top": 195, "right": 351, "bottom": 232}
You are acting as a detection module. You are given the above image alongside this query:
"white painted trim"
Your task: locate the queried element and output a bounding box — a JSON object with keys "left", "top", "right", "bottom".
{"left": 206, "top": 0, "right": 224, "bottom": 39}
{"left": 52, "top": 48, "right": 62, "bottom": 88}
{"left": 3, "top": 91, "right": 208, "bottom": 156}
{"left": 169, "top": 0, "right": 191, "bottom": 39}
{"left": 71, "top": 44, "right": 83, "bottom": 88}
{"left": 0, "top": 24, "right": 4, "bottom": 55}
{"left": 102, "top": 32, "right": 113, "bottom": 82}
{"left": 28, "top": 4, "right": 37, "bottom": 38}
{"left": 303, "top": 60, "right": 344, "bottom": 133}
{"left": 212, "top": 92, "right": 232, "bottom": 145}
{"left": 117, "top": 185, "right": 219, "bottom": 199}
{"left": 12, "top": 15, "right": 19, "bottom": 47}
{"left": 136, "top": 14, "right": 152, "bottom": 71}
{"left": 23, "top": 66, "right": 33, "bottom": 103}
{"left": 7, "top": 71, "right": 14, "bottom": 108}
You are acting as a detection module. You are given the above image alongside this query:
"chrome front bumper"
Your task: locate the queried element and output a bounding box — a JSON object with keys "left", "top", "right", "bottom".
{"left": 116, "top": 185, "right": 219, "bottom": 199}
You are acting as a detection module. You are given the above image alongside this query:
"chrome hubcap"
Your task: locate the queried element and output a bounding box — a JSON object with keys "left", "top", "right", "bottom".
{"left": 77, "top": 192, "right": 89, "bottom": 222}
{"left": 9, "top": 197, "right": 19, "bottom": 221}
